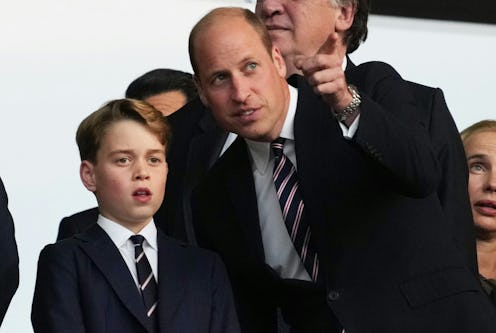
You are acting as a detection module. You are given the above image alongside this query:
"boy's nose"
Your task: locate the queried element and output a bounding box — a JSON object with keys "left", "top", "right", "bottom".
{"left": 134, "top": 161, "right": 150, "bottom": 180}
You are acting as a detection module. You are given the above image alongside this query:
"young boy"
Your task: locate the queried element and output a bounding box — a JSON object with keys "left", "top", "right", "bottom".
{"left": 31, "top": 99, "right": 240, "bottom": 333}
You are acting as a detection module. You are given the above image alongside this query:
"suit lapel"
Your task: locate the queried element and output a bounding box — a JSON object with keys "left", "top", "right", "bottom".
{"left": 189, "top": 111, "right": 228, "bottom": 171}
{"left": 291, "top": 76, "right": 355, "bottom": 268}
{"left": 77, "top": 224, "right": 154, "bottom": 333}
{"left": 182, "top": 110, "right": 227, "bottom": 244}
{"left": 156, "top": 231, "right": 187, "bottom": 331}
{"left": 292, "top": 75, "right": 345, "bottom": 204}
{"left": 221, "top": 137, "right": 266, "bottom": 260}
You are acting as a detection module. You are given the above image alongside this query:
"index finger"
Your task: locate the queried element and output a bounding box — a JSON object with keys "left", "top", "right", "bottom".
{"left": 317, "top": 32, "right": 339, "bottom": 56}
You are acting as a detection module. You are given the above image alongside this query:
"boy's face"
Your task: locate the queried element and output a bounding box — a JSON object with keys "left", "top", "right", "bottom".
{"left": 80, "top": 120, "right": 167, "bottom": 233}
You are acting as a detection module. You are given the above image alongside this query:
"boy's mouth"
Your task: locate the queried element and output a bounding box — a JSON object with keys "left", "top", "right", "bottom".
{"left": 132, "top": 188, "right": 152, "bottom": 202}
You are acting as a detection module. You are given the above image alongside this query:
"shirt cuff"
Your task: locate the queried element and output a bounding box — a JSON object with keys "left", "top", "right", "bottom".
{"left": 339, "top": 114, "right": 360, "bottom": 139}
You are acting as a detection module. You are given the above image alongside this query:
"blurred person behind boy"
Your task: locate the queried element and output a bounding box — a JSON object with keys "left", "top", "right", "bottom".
{"left": 126, "top": 68, "right": 197, "bottom": 117}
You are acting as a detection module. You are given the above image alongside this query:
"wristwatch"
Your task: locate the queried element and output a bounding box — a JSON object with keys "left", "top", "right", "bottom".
{"left": 334, "top": 84, "right": 361, "bottom": 122}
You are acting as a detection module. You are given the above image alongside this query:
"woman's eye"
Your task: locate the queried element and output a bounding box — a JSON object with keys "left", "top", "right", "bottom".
{"left": 470, "top": 163, "right": 484, "bottom": 173}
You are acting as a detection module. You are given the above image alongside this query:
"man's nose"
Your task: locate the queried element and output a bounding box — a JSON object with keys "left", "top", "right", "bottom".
{"left": 231, "top": 75, "right": 251, "bottom": 104}
{"left": 256, "top": 0, "right": 284, "bottom": 19}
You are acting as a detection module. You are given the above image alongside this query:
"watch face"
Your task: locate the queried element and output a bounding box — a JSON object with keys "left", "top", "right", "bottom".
{"left": 335, "top": 85, "right": 361, "bottom": 122}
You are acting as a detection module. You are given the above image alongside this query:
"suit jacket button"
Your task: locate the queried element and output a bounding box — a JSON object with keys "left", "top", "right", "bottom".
{"left": 328, "top": 290, "right": 340, "bottom": 301}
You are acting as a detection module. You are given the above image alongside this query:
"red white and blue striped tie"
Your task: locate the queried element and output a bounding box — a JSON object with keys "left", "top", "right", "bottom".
{"left": 271, "top": 137, "right": 319, "bottom": 282}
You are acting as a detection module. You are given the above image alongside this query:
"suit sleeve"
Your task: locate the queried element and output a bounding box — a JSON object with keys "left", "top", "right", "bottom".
{"left": 0, "top": 178, "right": 19, "bottom": 326}
{"left": 427, "top": 88, "right": 477, "bottom": 272}
{"left": 348, "top": 63, "right": 441, "bottom": 197}
{"left": 208, "top": 254, "right": 241, "bottom": 333}
{"left": 31, "top": 244, "right": 85, "bottom": 333}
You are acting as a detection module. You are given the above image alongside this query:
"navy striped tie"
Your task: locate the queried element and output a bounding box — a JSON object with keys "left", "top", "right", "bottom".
{"left": 130, "top": 235, "right": 158, "bottom": 330}
{"left": 271, "top": 138, "right": 319, "bottom": 282}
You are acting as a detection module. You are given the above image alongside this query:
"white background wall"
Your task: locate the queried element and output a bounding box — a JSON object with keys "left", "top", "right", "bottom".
{"left": 0, "top": 0, "right": 495, "bottom": 331}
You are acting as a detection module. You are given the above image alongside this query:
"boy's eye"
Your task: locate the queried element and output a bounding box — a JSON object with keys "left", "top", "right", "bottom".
{"left": 149, "top": 157, "right": 162, "bottom": 164}
{"left": 116, "top": 157, "right": 131, "bottom": 164}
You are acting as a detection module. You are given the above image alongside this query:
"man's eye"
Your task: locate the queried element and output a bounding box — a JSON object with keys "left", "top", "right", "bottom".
{"left": 247, "top": 62, "right": 257, "bottom": 71}
{"left": 213, "top": 74, "right": 227, "bottom": 85}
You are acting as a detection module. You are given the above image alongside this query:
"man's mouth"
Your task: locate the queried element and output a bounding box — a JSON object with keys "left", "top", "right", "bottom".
{"left": 240, "top": 109, "right": 255, "bottom": 116}
{"left": 266, "top": 24, "right": 288, "bottom": 31}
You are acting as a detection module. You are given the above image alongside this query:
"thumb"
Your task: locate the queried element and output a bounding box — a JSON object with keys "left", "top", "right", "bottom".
{"left": 293, "top": 54, "right": 306, "bottom": 70}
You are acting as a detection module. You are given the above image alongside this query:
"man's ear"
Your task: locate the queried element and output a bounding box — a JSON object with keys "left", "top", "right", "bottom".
{"left": 335, "top": 3, "right": 356, "bottom": 32}
{"left": 80, "top": 160, "right": 97, "bottom": 192}
{"left": 272, "top": 46, "right": 287, "bottom": 79}
{"left": 194, "top": 74, "right": 209, "bottom": 107}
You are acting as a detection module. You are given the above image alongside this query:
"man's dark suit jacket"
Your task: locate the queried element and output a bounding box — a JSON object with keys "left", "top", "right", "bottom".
{"left": 163, "top": 62, "right": 477, "bottom": 269}
{"left": 33, "top": 223, "right": 240, "bottom": 333}
{"left": 0, "top": 178, "right": 19, "bottom": 326}
{"left": 191, "top": 68, "right": 496, "bottom": 333}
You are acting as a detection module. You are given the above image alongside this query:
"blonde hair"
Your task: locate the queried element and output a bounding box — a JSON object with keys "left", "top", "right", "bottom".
{"left": 461, "top": 119, "right": 496, "bottom": 145}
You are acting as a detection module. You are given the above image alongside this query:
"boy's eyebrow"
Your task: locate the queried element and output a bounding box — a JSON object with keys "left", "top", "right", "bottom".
{"left": 108, "top": 149, "right": 166, "bottom": 156}
{"left": 146, "top": 149, "right": 166, "bottom": 155}
{"left": 108, "top": 149, "right": 134, "bottom": 156}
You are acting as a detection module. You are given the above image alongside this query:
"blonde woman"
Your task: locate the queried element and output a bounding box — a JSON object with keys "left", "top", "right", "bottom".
{"left": 462, "top": 120, "right": 496, "bottom": 305}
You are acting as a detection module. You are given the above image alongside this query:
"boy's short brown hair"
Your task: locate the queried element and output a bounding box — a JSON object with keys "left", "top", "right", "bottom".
{"left": 76, "top": 98, "right": 171, "bottom": 163}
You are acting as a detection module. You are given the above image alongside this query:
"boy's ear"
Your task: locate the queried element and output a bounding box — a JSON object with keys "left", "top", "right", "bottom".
{"left": 80, "top": 160, "right": 97, "bottom": 192}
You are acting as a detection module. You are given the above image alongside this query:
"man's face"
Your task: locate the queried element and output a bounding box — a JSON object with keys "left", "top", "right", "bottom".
{"left": 464, "top": 130, "right": 496, "bottom": 236}
{"left": 194, "top": 16, "right": 289, "bottom": 142}
{"left": 255, "top": 0, "right": 344, "bottom": 75}
{"left": 81, "top": 120, "right": 167, "bottom": 233}
{"left": 145, "top": 90, "right": 187, "bottom": 116}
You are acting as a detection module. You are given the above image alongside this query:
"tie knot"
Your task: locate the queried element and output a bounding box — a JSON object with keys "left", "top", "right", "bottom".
{"left": 271, "top": 137, "right": 286, "bottom": 160}
{"left": 130, "top": 234, "right": 145, "bottom": 247}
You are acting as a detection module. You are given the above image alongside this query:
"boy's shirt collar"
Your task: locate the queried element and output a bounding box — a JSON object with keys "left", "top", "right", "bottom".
{"left": 97, "top": 214, "right": 158, "bottom": 251}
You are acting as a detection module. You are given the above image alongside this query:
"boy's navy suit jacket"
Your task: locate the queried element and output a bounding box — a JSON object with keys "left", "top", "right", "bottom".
{"left": 32, "top": 223, "right": 240, "bottom": 333}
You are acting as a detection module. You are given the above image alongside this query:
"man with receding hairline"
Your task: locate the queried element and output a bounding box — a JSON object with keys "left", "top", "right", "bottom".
{"left": 188, "top": 6, "right": 496, "bottom": 333}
